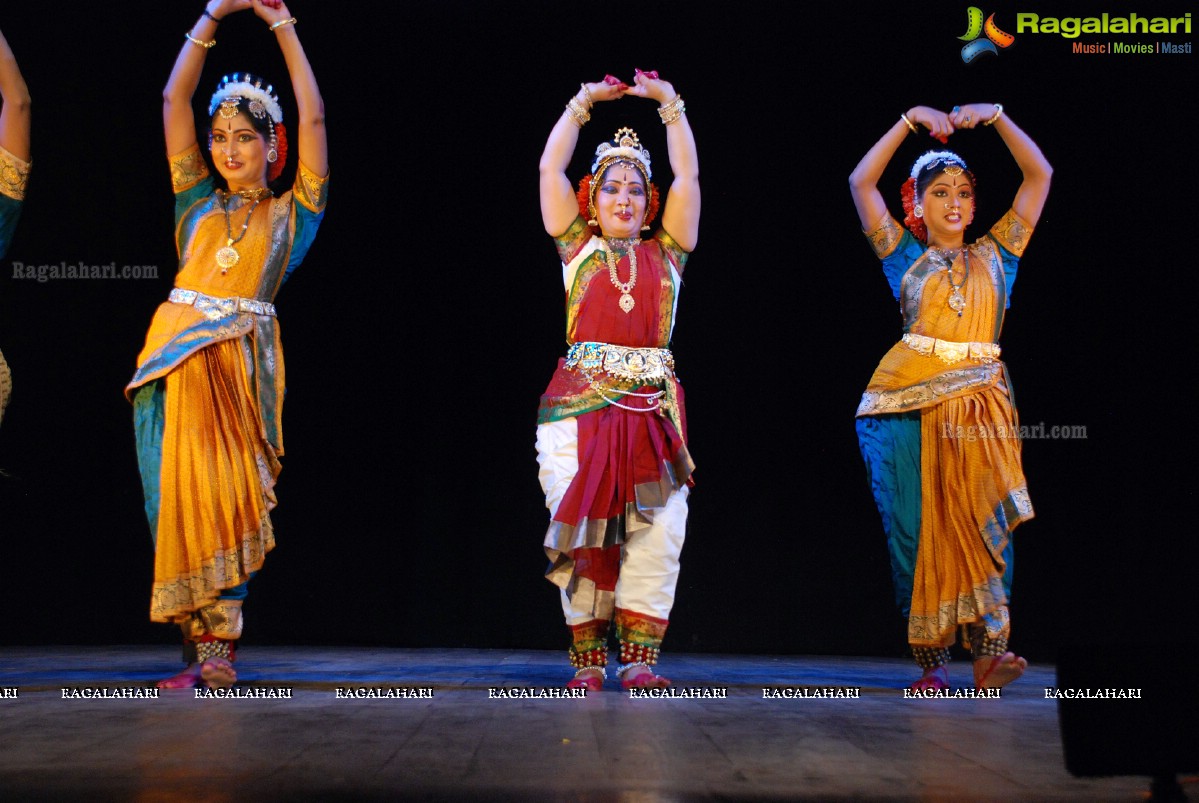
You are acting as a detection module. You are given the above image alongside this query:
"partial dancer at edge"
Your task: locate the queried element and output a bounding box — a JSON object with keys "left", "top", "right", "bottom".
{"left": 537, "top": 71, "right": 699, "bottom": 691}
{"left": 850, "top": 104, "right": 1051, "bottom": 691}
{"left": 0, "top": 25, "right": 31, "bottom": 425}
{"left": 127, "top": 0, "right": 328, "bottom": 689}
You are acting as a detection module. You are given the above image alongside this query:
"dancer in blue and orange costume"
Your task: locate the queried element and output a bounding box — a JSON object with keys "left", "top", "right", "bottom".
{"left": 0, "top": 25, "right": 31, "bottom": 426}
{"left": 128, "top": 0, "right": 328, "bottom": 689}
{"left": 538, "top": 71, "right": 699, "bottom": 691}
{"left": 850, "top": 104, "right": 1051, "bottom": 691}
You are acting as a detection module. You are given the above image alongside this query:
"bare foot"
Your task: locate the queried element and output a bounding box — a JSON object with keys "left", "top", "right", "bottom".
{"left": 620, "top": 665, "right": 670, "bottom": 690}
{"left": 567, "top": 667, "right": 604, "bottom": 692}
{"left": 908, "top": 665, "right": 950, "bottom": 692}
{"left": 200, "top": 657, "right": 237, "bottom": 689}
{"left": 974, "top": 652, "right": 1027, "bottom": 689}
{"left": 156, "top": 663, "right": 204, "bottom": 689}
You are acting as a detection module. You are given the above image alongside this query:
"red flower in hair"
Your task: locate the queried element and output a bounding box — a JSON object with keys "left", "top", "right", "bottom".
{"left": 268, "top": 123, "right": 288, "bottom": 182}
{"left": 901, "top": 176, "right": 928, "bottom": 243}
{"left": 576, "top": 174, "right": 594, "bottom": 221}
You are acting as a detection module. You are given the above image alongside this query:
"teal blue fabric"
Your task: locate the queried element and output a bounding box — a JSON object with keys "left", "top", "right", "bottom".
{"left": 881, "top": 226, "right": 1022, "bottom": 310}
{"left": 856, "top": 412, "right": 1015, "bottom": 617}
{"left": 285, "top": 188, "right": 325, "bottom": 283}
{"left": 0, "top": 194, "right": 22, "bottom": 258}
{"left": 133, "top": 381, "right": 166, "bottom": 542}
{"left": 879, "top": 229, "right": 926, "bottom": 302}
{"left": 856, "top": 413, "right": 922, "bottom": 615}
{"left": 174, "top": 175, "right": 216, "bottom": 227}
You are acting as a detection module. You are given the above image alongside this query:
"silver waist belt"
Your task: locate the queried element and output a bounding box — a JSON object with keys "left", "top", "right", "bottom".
{"left": 901, "top": 332, "right": 1000, "bottom": 365}
{"left": 565, "top": 341, "right": 674, "bottom": 384}
{"left": 169, "top": 288, "right": 277, "bottom": 321}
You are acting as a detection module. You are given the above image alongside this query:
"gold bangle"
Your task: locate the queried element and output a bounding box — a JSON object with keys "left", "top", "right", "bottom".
{"left": 658, "top": 94, "right": 685, "bottom": 125}
{"left": 900, "top": 113, "right": 918, "bottom": 134}
{"left": 269, "top": 17, "right": 298, "bottom": 31}
{"left": 185, "top": 30, "right": 216, "bottom": 49}
{"left": 565, "top": 96, "right": 590, "bottom": 128}
{"left": 983, "top": 103, "right": 1004, "bottom": 126}
{"left": 579, "top": 83, "right": 593, "bottom": 110}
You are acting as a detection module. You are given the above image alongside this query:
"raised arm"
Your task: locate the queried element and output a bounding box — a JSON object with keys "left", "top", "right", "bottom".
{"left": 0, "top": 26, "right": 31, "bottom": 161}
{"left": 849, "top": 106, "right": 954, "bottom": 231}
{"left": 539, "top": 77, "right": 627, "bottom": 237}
{"left": 950, "top": 104, "right": 1052, "bottom": 226}
{"left": 625, "top": 70, "right": 699, "bottom": 251}
{"left": 164, "top": 1, "right": 252, "bottom": 156}
{"left": 252, "top": 0, "right": 327, "bottom": 177}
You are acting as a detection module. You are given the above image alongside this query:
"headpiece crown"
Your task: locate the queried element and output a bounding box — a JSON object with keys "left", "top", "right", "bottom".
{"left": 910, "top": 150, "right": 969, "bottom": 180}
{"left": 208, "top": 73, "right": 283, "bottom": 124}
{"left": 592, "top": 127, "right": 652, "bottom": 180}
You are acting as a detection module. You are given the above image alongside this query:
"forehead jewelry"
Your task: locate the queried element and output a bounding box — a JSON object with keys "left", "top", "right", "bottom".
{"left": 219, "top": 98, "right": 241, "bottom": 119}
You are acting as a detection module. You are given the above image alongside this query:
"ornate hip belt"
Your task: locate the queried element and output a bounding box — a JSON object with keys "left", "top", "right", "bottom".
{"left": 169, "top": 288, "right": 277, "bottom": 321}
{"left": 902, "top": 332, "right": 1000, "bottom": 365}
{"left": 565, "top": 341, "right": 674, "bottom": 384}
{"left": 564, "top": 341, "right": 674, "bottom": 413}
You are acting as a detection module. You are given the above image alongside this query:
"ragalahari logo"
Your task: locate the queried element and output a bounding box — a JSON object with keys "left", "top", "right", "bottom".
{"left": 959, "top": 7, "right": 1016, "bottom": 62}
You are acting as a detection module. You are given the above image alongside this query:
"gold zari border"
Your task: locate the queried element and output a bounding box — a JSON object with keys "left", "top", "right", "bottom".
{"left": 864, "top": 215, "right": 904, "bottom": 258}
{"left": 856, "top": 362, "right": 1001, "bottom": 416}
{"left": 150, "top": 513, "right": 274, "bottom": 623}
{"left": 0, "top": 142, "right": 31, "bottom": 201}
{"left": 169, "top": 145, "right": 210, "bottom": 193}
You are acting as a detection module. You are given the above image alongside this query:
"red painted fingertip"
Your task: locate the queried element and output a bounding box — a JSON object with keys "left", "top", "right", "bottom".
{"left": 603, "top": 75, "right": 621, "bottom": 85}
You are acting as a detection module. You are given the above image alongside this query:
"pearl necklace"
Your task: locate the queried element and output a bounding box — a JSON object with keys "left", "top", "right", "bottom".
{"left": 602, "top": 237, "right": 639, "bottom": 313}
{"left": 216, "top": 188, "right": 272, "bottom": 274}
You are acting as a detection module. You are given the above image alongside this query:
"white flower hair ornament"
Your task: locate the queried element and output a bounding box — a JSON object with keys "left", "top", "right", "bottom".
{"left": 592, "top": 127, "right": 653, "bottom": 181}
{"left": 208, "top": 73, "right": 284, "bottom": 124}
{"left": 911, "top": 150, "right": 969, "bottom": 180}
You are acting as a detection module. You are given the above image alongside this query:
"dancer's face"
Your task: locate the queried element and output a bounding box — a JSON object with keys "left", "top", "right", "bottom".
{"left": 211, "top": 110, "right": 269, "bottom": 190}
{"left": 595, "top": 163, "right": 647, "bottom": 239}
{"left": 921, "top": 171, "right": 975, "bottom": 245}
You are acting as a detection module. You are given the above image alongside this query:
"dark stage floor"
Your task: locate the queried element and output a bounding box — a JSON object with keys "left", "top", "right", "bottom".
{"left": 0, "top": 647, "right": 1161, "bottom": 801}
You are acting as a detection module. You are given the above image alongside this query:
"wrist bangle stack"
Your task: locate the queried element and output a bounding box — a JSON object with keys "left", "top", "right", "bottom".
{"left": 565, "top": 94, "right": 591, "bottom": 128}
{"left": 269, "top": 17, "right": 298, "bottom": 31}
{"left": 202, "top": 9, "right": 222, "bottom": 23}
{"left": 658, "top": 94, "right": 685, "bottom": 125}
{"left": 579, "top": 83, "right": 594, "bottom": 108}
{"left": 185, "top": 30, "right": 216, "bottom": 49}
{"left": 983, "top": 103, "right": 1004, "bottom": 126}
{"left": 900, "top": 113, "right": 918, "bottom": 134}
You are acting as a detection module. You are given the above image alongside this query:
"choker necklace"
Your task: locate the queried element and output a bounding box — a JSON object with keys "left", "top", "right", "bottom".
{"left": 216, "top": 189, "right": 272, "bottom": 273}
{"left": 603, "top": 237, "right": 640, "bottom": 313}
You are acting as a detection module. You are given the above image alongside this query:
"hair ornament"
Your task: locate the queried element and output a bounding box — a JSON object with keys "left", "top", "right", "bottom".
{"left": 208, "top": 73, "right": 283, "bottom": 123}
{"left": 592, "top": 127, "right": 652, "bottom": 181}
{"left": 910, "top": 150, "right": 969, "bottom": 181}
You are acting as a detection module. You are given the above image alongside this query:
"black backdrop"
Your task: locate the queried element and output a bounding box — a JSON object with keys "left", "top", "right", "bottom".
{"left": 0, "top": 3, "right": 1194, "bottom": 660}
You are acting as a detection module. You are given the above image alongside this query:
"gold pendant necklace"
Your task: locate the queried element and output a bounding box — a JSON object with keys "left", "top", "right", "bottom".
{"left": 930, "top": 246, "right": 970, "bottom": 317}
{"left": 603, "top": 237, "right": 639, "bottom": 313}
{"left": 217, "top": 189, "right": 271, "bottom": 274}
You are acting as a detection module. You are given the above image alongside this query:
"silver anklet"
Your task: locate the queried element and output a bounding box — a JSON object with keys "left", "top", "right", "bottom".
{"left": 616, "top": 661, "right": 652, "bottom": 677}
{"left": 574, "top": 665, "right": 607, "bottom": 680}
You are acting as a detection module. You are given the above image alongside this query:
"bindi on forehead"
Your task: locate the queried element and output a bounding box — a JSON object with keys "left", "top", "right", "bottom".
{"left": 606, "top": 170, "right": 643, "bottom": 187}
